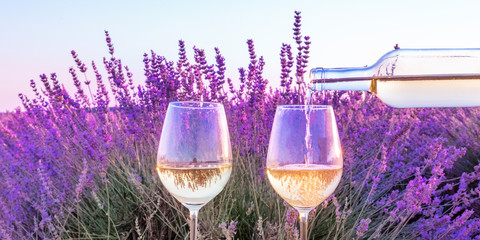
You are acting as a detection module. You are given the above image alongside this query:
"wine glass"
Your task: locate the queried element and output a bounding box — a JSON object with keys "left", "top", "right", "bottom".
{"left": 156, "top": 101, "right": 232, "bottom": 240}
{"left": 266, "top": 105, "right": 343, "bottom": 240}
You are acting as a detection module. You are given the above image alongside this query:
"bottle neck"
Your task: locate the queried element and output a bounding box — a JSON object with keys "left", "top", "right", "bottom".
{"left": 309, "top": 67, "right": 373, "bottom": 91}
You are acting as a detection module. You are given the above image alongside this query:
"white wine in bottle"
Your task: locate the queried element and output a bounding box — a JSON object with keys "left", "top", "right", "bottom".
{"left": 310, "top": 48, "right": 480, "bottom": 108}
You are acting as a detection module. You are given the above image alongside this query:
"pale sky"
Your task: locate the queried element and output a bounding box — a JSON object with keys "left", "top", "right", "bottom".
{"left": 1, "top": 0, "right": 480, "bottom": 112}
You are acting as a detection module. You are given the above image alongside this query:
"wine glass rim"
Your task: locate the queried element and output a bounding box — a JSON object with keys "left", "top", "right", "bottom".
{"left": 168, "top": 101, "right": 223, "bottom": 109}
{"left": 277, "top": 104, "right": 333, "bottom": 110}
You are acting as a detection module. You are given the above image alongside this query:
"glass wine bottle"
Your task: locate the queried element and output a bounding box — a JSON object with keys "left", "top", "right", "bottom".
{"left": 309, "top": 48, "right": 480, "bottom": 108}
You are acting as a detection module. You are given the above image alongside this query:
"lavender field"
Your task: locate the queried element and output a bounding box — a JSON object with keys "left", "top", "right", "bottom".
{"left": 1, "top": 12, "right": 480, "bottom": 239}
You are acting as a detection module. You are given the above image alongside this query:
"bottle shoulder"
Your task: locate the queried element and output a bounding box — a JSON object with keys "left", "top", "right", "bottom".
{"left": 371, "top": 48, "right": 480, "bottom": 77}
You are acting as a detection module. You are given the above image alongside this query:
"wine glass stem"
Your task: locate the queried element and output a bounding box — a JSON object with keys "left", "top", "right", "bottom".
{"left": 190, "top": 209, "right": 199, "bottom": 240}
{"left": 299, "top": 210, "right": 309, "bottom": 240}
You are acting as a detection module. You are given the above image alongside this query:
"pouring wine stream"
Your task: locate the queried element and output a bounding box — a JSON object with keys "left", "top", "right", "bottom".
{"left": 304, "top": 88, "right": 314, "bottom": 165}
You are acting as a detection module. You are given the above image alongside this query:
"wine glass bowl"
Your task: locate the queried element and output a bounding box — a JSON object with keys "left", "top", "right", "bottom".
{"left": 266, "top": 105, "right": 343, "bottom": 239}
{"left": 156, "top": 101, "right": 232, "bottom": 239}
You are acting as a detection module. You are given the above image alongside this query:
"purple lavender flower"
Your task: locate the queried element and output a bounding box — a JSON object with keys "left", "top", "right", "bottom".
{"left": 219, "top": 220, "right": 237, "bottom": 240}
{"left": 71, "top": 50, "right": 88, "bottom": 75}
{"left": 356, "top": 218, "right": 371, "bottom": 239}
{"left": 104, "top": 30, "right": 114, "bottom": 57}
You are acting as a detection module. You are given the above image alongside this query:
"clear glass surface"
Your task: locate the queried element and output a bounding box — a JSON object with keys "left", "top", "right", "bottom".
{"left": 157, "top": 101, "right": 232, "bottom": 240}
{"left": 266, "top": 105, "right": 343, "bottom": 240}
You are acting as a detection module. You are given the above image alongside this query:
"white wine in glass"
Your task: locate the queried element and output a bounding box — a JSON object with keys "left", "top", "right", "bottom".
{"left": 266, "top": 105, "right": 343, "bottom": 240}
{"left": 156, "top": 163, "right": 232, "bottom": 206}
{"left": 157, "top": 101, "right": 232, "bottom": 240}
{"left": 267, "top": 164, "right": 342, "bottom": 210}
